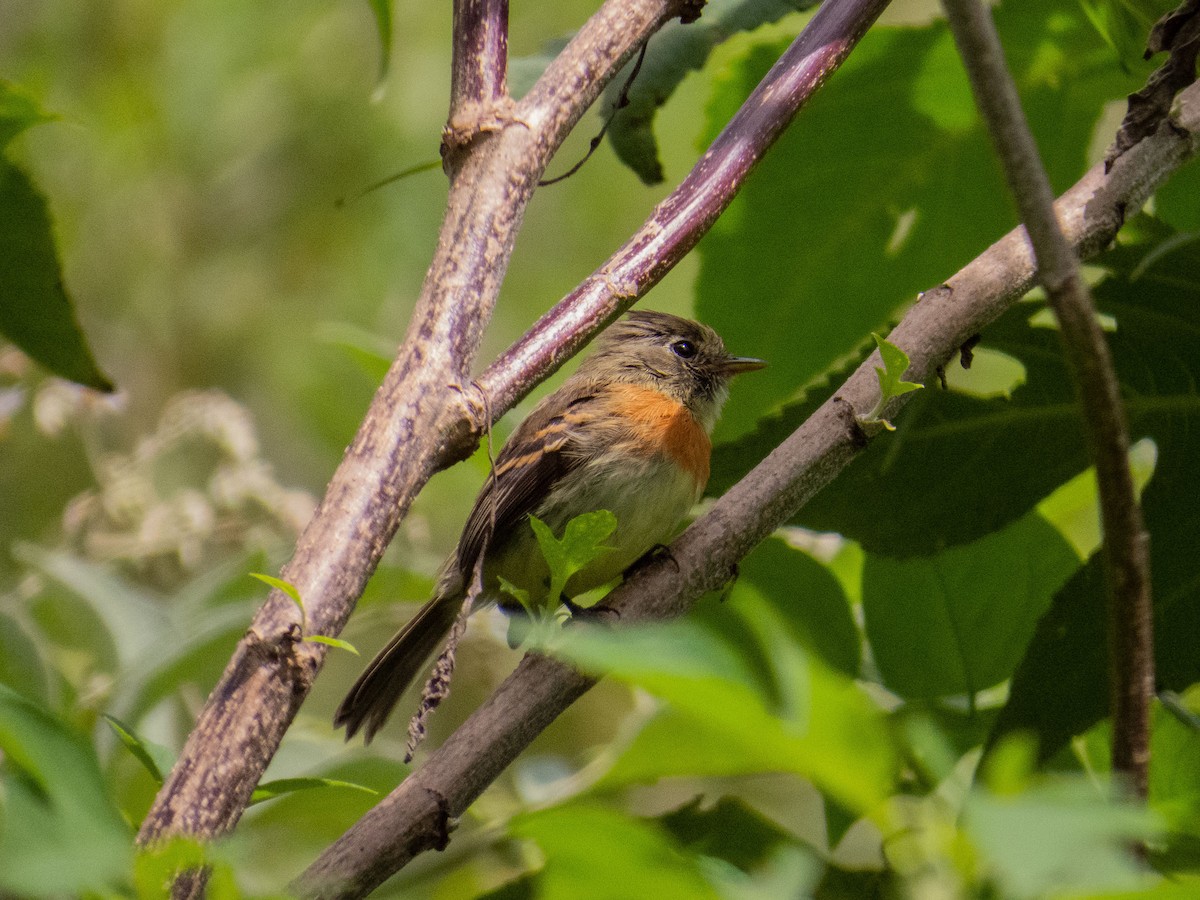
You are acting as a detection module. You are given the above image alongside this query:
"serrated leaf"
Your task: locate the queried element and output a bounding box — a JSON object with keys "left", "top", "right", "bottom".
{"left": 604, "top": 0, "right": 816, "bottom": 184}
{"left": 864, "top": 332, "right": 923, "bottom": 428}
{"left": 304, "top": 634, "right": 360, "bottom": 656}
{"left": 249, "top": 776, "right": 378, "bottom": 806}
{"left": 0, "top": 161, "right": 113, "bottom": 391}
{"left": 529, "top": 510, "right": 617, "bottom": 608}
{"left": 872, "top": 333, "right": 923, "bottom": 402}
{"left": 102, "top": 714, "right": 174, "bottom": 785}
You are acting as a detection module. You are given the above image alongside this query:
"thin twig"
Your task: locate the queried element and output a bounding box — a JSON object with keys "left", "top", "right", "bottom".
{"left": 540, "top": 40, "right": 650, "bottom": 186}
{"left": 941, "top": 0, "right": 1154, "bottom": 797}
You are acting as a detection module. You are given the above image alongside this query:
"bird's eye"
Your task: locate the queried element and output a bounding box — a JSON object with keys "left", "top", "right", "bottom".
{"left": 671, "top": 339, "right": 697, "bottom": 359}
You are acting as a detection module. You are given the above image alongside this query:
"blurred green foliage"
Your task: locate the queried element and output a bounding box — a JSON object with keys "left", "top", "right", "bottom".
{"left": 2, "top": 0, "right": 1200, "bottom": 897}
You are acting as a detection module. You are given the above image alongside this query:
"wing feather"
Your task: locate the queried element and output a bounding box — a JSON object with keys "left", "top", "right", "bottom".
{"left": 453, "top": 385, "right": 595, "bottom": 578}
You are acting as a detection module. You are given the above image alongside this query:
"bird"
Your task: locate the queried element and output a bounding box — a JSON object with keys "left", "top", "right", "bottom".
{"left": 334, "top": 310, "right": 765, "bottom": 743}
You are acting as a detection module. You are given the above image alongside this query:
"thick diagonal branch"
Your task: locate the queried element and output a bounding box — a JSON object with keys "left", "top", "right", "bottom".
{"left": 943, "top": 0, "right": 1154, "bottom": 798}
{"left": 297, "top": 39, "right": 1200, "bottom": 900}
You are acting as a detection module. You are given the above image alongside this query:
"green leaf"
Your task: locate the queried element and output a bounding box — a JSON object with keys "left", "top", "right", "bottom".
{"left": 604, "top": 0, "right": 816, "bottom": 184}
{"left": 511, "top": 803, "right": 722, "bottom": 900}
{"left": 698, "top": 2, "right": 1146, "bottom": 443}
{"left": 304, "top": 634, "right": 360, "bottom": 656}
{"left": 497, "top": 575, "right": 533, "bottom": 615}
{"left": 0, "top": 161, "right": 114, "bottom": 391}
{"left": 132, "top": 836, "right": 245, "bottom": 900}
{"left": 863, "top": 512, "right": 1080, "bottom": 700}
{"left": 248, "top": 571, "right": 303, "bottom": 607}
{"left": 102, "top": 714, "right": 175, "bottom": 785}
{"left": 1079, "top": 0, "right": 1173, "bottom": 70}
{"left": 0, "top": 611, "right": 48, "bottom": 702}
{"left": 249, "top": 776, "right": 378, "bottom": 805}
{"left": 365, "top": 0, "right": 392, "bottom": 79}
{"left": 0, "top": 684, "right": 131, "bottom": 894}
{"left": 966, "top": 777, "right": 1160, "bottom": 897}
{"left": 1148, "top": 690, "right": 1200, "bottom": 838}
{"left": 529, "top": 510, "right": 617, "bottom": 608}
{"left": 17, "top": 543, "right": 170, "bottom": 670}
{"left": 863, "top": 332, "right": 923, "bottom": 429}
{"left": 0, "top": 80, "right": 53, "bottom": 150}
{"left": 658, "top": 795, "right": 804, "bottom": 874}
{"left": 695, "top": 536, "right": 861, "bottom": 679}
{"left": 559, "top": 595, "right": 895, "bottom": 814}
{"left": 1156, "top": 156, "right": 1200, "bottom": 232}
{"left": 994, "top": 224, "right": 1200, "bottom": 759}
{"left": 314, "top": 321, "right": 393, "bottom": 382}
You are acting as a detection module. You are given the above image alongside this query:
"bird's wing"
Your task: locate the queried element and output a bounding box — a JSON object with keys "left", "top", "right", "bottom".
{"left": 453, "top": 383, "right": 596, "bottom": 579}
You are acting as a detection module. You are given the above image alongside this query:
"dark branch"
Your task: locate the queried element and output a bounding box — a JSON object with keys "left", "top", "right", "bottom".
{"left": 942, "top": 0, "right": 1154, "bottom": 797}
{"left": 540, "top": 39, "right": 650, "bottom": 186}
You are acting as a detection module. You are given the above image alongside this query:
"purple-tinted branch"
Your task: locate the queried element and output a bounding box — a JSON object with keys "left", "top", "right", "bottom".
{"left": 477, "top": 0, "right": 891, "bottom": 410}
{"left": 943, "top": 0, "right": 1154, "bottom": 798}
{"left": 450, "top": 0, "right": 509, "bottom": 113}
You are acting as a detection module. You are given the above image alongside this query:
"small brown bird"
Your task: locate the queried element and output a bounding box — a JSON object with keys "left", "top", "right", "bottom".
{"left": 335, "top": 310, "right": 764, "bottom": 743}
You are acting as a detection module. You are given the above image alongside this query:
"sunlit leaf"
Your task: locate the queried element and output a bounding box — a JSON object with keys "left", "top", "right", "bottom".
{"left": 304, "top": 634, "right": 360, "bottom": 656}
{"left": 511, "top": 803, "right": 722, "bottom": 899}
{"left": 557, "top": 595, "right": 894, "bottom": 814}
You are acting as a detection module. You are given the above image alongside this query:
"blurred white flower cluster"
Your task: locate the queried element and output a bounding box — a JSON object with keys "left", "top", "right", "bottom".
{"left": 44, "top": 386, "right": 315, "bottom": 586}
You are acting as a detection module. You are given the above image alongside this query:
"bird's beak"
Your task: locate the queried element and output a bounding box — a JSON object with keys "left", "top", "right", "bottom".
{"left": 719, "top": 355, "right": 767, "bottom": 375}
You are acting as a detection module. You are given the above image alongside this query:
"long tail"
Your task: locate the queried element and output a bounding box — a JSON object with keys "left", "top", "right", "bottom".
{"left": 334, "top": 593, "right": 462, "bottom": 743}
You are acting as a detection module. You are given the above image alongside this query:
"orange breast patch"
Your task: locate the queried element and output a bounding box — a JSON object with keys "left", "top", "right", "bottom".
{"left": 611, "top": 383, "right": 711, "bottom": 488}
